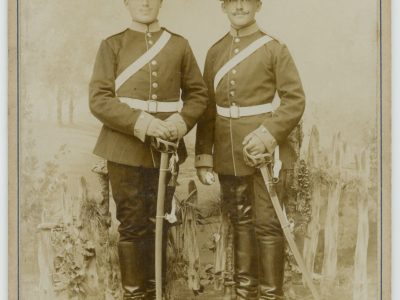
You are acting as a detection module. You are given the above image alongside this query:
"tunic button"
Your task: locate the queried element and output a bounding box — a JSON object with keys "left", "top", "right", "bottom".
{"left": 230, "top": 80, "right": 236, "bottom": 86}
{"left": 234, "top": 48, "right": 240, "bottom": 54}
{"left": 232, "top": 69, "right": 237, "bottom": 75}
{"left": 147, "top": 32, "right": 152, "bottom": 37}
{"left": 230, "top": 91, "right": 235, "bottom": 97}
{"left": 152, "top": 71, "right": 158, "bottom": 77}
{"left": 148, "top": 40, "right": 153, "bottom": 45}
{"left": 152, "top": 82, "right": 159, "bottom": 88}
{"left": 151, "top": 94, "right": 158, "bottom": 100}
{"left": 151, "top": 60, "right": 158, "bottom": 66}
{"left": 235, "top": 37, "right": 240, "bottom": 43}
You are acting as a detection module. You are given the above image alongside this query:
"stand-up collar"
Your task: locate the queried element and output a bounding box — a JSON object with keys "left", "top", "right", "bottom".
{"left": 230, "top": 21, "right": 259, "bottom": 37}
{"left": 129, "top": 20, "right": 161, "bottom": 33}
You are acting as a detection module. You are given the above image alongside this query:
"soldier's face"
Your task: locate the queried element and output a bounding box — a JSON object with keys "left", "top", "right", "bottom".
{"left": 124, "top": 0, "right": 162, "bottom": 24}
{"left": 222, "top": 0, "right": 261, "bottom": 28}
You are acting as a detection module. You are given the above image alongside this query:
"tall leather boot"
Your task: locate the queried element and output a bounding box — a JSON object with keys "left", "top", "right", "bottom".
{"left": 118, "top": 242, "right": 147, "bottom": 300}
{"left": 258, "top": 237, "right": 285, "bottom": 300}
{"left": 220, "top": 175, "right": 259, "bottom": 300}
{"left": 233, "top": 222, "right": 259, "bottom": 300}
{"left": 143, "top": 236, "right": 156, "bottom": 300}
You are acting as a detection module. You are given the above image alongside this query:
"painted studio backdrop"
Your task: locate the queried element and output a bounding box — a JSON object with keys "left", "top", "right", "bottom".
{"left": 18, "top": 0, "right": 380, "bottom": 299}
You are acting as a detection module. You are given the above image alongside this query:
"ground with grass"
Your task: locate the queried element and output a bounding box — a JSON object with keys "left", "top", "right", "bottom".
{"left": 19, "top": 120, "right": 379, "bottom": 300}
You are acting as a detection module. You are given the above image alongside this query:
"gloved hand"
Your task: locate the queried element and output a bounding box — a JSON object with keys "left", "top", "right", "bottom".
{"left": 165, "top": 113, "right": 187, "bottom": 141}
{"left": 164, "top": 121, "right": 179, "bottom": 141}
{"left": 146, "top": 118, "right": 171, "bottom": 140}
{"left": 242, "top": 132, "right": 267, "bottom": 156}
{"left": 196, "top": 167, "right": 215, "bottom": 185}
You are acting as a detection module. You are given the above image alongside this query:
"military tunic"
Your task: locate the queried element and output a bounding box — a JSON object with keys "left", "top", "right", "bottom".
{"left": 90, "top": 21, "right": 208, "bottom": 168}
{"left": 195, "top": 22, "right": 305, "bottom": 176}
{"left": 89, "top": 21, "right": 208, "bottom": 240}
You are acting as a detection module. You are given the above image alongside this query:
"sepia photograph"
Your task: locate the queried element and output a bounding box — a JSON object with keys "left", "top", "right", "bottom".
{"left": 8, "top": 0, "right": 391, "bottom": 299}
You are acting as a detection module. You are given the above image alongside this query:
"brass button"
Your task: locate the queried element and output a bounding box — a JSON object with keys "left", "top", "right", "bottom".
{"left": 152, "top": 82, "right": 159, "bottom": 88}
{"left": 151, "top": 94, "right": 158, "bottom": 100}
{"left": 148, "top": 40, "right": 154, "bottom": 45}
{"left": 230, "top": 91, "right": 235, "bottom": 97}
{"left": 151, "top": 60, "right": 158, "bottom": 66}
{"left": 234, "top": 48, "right": 240, "bottom": 54}
{"left": 147, "top": 32, "right": 152, "bottom": 37}
{"left": 235, "top": 37, "right": 240, "bottom": 43}
{"left": 152, "top": 71, "right": 158, "bottom": 77}
{"left": 232, "top": 69, "right": 237, "bottom": 75}
{"left": 230, "top": 80, "right": 236, "bottom": 86}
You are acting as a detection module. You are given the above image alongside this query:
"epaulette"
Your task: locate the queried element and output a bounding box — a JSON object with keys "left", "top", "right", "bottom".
{"left": 259, "top": 28, "right": 281, "bottom": 44}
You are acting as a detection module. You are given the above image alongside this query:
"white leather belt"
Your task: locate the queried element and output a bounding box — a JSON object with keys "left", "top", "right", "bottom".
{"left": 119, "top": 97, "right": 181, "bottom": 113}
{"left": 216, "top": 103, "right": 274, "bottom": 119}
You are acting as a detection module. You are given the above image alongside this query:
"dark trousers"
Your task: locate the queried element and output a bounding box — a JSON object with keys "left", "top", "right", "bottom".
{"left": 108, "top": 161, "right": 175, "bottom": 242}
{"left": 219, "top": 170, "right": 288, "bottom": 300}
{"left": 107, "top": 161, "right": 175, "bottom": 299}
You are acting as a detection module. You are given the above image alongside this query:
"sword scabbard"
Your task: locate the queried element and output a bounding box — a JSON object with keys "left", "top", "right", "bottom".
{"left": 259, "top": 166, "right": 321, "bottom": 300}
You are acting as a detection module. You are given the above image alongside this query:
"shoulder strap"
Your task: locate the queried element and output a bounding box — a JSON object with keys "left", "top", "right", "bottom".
{"left": 115, "top": 31, "right": 171, "bottom": 91}
{"left": 214, "top": 35, "right": 273, "bottom": 91}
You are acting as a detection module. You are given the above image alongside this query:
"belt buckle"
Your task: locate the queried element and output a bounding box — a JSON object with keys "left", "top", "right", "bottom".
{"left": 230, "top": 104, "right": 240, "bottom": 119}
{"left": 147, "top": 100, "right": 158, "bottom": 113}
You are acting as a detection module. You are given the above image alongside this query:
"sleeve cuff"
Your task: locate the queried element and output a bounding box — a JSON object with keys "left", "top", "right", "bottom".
{"left": 134, "top": 111, "right": 155, "bottom": 142}
{"left": 195, "top": 154, "right": 213, "bottom": 168}
{"left": 252, "top": 125, "right": 278, "bottom": 154}
{"left": 165, "top": 113, "right": 188, "bottom": 139}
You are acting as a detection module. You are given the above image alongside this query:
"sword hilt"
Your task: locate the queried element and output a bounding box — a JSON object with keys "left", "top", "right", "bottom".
{"left": 243, "top": 147, "right": 280, "bottom": 183}
{"left": 151, "top": 137, "right": 179, "bottom": 154}
{"left": 243, "top": 147, "right": 272, "bottom": 166}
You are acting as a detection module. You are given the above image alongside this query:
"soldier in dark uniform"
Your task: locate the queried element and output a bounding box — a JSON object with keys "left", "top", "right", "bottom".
{"left": 89, "top": 0, "right": 208, "bottom": 299}
{"left": 195, "top": 0, "right": 305, "bottom": 299}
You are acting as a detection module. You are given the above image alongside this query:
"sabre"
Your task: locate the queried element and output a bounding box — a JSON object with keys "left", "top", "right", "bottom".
{"left": 243, "top": 148, "right": 321, "bottom": 300}
{"left": 151, "top": 137, "right": 179, "bottom": 300}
